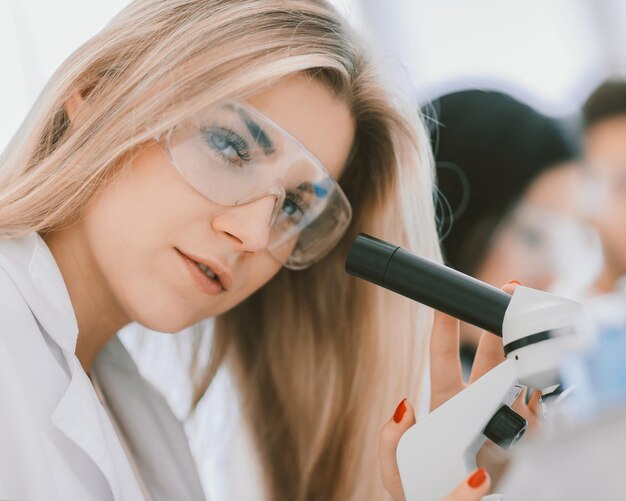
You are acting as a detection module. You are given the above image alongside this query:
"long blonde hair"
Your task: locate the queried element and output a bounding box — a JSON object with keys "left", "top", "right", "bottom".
{"left": 0, "top": 1, "right": 441, "bottom": 499}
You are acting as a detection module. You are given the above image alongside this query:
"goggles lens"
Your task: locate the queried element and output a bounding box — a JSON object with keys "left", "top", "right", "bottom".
{"left": 163, "top": 100, "right": 352, "bottom": 269}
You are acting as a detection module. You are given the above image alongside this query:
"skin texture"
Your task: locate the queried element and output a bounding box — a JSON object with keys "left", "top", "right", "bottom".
{"left": 584, "top": 116, "right": 626, "bottom": 293}
{"left": 44, "top": 75, "right": 355, "bottom": 372}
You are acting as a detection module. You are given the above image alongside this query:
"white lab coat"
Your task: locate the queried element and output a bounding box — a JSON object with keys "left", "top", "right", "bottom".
{"left": 0, "top": 233, "right": 206, "bottom": 501}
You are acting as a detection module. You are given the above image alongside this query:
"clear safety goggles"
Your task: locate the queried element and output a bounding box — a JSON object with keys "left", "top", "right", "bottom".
{"left": 502, "top": 203, "right": 603, "bottom": 293}
{"left": 579, "top": 163, "right": 626, "bottom": 216}
{"left": 159, "top": 99, "right": 353, "bottom": 270}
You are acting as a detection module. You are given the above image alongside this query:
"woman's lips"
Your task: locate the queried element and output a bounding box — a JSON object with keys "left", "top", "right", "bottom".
{"left": 179, "top": 248, "right": 233, "bottom": 290}
{"left": 176, "top": 248, "right": 226, "bottom": 296}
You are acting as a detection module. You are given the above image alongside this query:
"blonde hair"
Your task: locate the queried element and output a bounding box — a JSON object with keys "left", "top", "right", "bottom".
{"left": 0, "top": 1, "right": 441, "bottom": 499}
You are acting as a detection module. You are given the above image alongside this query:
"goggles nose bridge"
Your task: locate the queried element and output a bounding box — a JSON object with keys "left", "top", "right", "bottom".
{"left": 268, "top": 185, "right": 286, "bottom": 228}
{"left": 234, "top": 186, "right": 286, "bottom": 228}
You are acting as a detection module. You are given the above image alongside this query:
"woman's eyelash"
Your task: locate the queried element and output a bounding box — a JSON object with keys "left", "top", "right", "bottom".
{"left": 201, "top": 126, "right": 252, "bottom": 163}
{"left": 283, "top": 191, "right": 310, "bottom": 216}
{"left": 222, "top": 127, "right": 251, "bottom": 159}
{"left": 286, "top": 191, "right": 304, "bottom": 206}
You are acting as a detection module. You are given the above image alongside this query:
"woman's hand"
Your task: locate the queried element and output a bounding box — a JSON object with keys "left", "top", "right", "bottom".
{"left": 380, "top": 399, "right": 491, "bottom": 500}
{"left": 430, "top": 282, "right": 541, "bottom": 425}
{"left": 379, "top": 282, "right": 542, "bottom": 500}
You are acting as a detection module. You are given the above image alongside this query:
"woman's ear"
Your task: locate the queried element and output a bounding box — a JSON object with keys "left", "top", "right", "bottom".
{"left": 65, "top": 89, "right": 86, "bottom": 124}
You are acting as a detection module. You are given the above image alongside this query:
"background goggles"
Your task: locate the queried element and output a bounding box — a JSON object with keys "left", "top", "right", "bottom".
{"left": 161, "top": 100, "right": 353, "bottom": 270}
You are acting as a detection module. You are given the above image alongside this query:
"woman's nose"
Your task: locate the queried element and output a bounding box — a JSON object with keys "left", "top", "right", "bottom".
{"left": 212, "top": 195, "right": 277, "bottom": 254}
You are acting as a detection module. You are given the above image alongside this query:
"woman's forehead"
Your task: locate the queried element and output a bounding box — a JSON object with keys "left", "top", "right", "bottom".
{"left": 244, "top": 76, "right": 355, "bottom": 181}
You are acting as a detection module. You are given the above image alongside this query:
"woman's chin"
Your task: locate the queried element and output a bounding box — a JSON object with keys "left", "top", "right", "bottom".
{"left": 130, "top": 304, "right": 201, "bottom": 334}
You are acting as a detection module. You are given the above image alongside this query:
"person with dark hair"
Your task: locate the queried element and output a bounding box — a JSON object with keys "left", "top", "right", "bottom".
{"left": 430, "top": 90, "right": 597, "bottom": 363}
{"left": 582, "top": 79, "right": 626, "bottom": 295}
{"left": 583, "top": 80, "right": 626, "bottom": 130}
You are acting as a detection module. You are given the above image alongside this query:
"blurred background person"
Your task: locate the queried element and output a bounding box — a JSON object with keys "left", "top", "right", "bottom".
{"left": 581, "top": 80, "right": 626, "bottom": 295}
{"left": 578, "top": 80, "right": 626, "bottom": 331}
{"left": 430, "top": 90, "right": 602, "bottom": 368}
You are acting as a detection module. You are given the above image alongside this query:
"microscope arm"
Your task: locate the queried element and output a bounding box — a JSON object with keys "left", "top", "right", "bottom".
{"left": 397, "top": 360, "right": 520, "bottom": 501}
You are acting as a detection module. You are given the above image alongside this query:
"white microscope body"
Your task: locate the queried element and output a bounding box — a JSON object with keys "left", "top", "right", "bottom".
{"left": 396, "top": 286, "right": 588, "bottom": 501}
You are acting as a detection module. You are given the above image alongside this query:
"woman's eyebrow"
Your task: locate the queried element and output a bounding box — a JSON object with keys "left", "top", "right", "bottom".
{"left": 297, "top": 181, "right": 328, "bottom": 198}
{"left": 236, "top": 109, "right": 275, "bottom": 154}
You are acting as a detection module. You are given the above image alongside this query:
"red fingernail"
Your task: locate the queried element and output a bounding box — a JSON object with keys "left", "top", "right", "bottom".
{"left": 468, "top": 468, "right": 487, "bottom": 488}
{"left": 507, "top": 279, "right": 522, "bottom": 286}
{"left": 393, "top": 398, "right": 407, "bottom": 423}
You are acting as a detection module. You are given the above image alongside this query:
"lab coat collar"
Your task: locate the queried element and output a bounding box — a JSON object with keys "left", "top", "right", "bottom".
{"left": 92, "top": 336, "right": 208, "bottom": 500}
{"left": 0, "top": 233, "right": 78, "bottom": 353}
{"left": 51, "top": 356, "right": 127, "bottom": 500}
{"left": 0, "top": 233, "right": 132, "bottom": 500}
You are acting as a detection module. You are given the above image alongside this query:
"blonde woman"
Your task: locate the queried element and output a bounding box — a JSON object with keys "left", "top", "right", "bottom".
{"left": 0, "top": 1, "right": 502, "bottom": 500}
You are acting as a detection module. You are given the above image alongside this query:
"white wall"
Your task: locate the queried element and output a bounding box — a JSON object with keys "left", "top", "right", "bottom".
{"left": 357, "top": 0, "right": 615, "bottom": 116}
{"left": 0, "top": 0, "right": 130, "bottom": 152}
{"left": 1, "top": 0, "right": 625, "bottom": 150}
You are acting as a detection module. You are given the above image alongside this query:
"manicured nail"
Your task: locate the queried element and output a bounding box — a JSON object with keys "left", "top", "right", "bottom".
{"left": 507, "top": 279, "right": 522, "bottom": 286}
{"left": 467, "top": 468, "right": 487, "bottom": 488}
{"left": 393, "top": 398, "right": 407, "bottom": 423}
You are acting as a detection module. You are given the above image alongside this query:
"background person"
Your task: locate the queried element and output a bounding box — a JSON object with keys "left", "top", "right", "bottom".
{"left": 430, "top": 90, "right": 594, "bottom": 366}
{"left": 581, "top": 79, "right": 626, "bottom": 296}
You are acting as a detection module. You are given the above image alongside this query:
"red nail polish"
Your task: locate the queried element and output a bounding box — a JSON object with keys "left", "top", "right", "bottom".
{"left": 468, "top": 468, "right": 487, "bottom": 488}
{"left": 393, "top": 398, "right": 407, "bottom": 423}
{"left": 507, "top": 279, "right": 522, "bottom": 286}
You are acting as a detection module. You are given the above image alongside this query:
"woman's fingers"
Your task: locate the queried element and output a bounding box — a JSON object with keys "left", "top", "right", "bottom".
{"left": 430, "top": 311, "right": 464, "bottom": 411}
{"left": 501, "top": 282, "right": 518, "bottom": 295}
{"left": 528, "top": 388, "right": 542, "bottom": 414}
{"left": 468, "top": 282, "right": 519, "bottom": 384}
{"left": 441, "top": 468, "right": 491, "bottom": 501}
{"left": 468, "top": 330, "right": 505, "bottom": 383}
{"left": 379, "top": 399, "right": 417, "bottom": 501}
{"left": 379, "top": 401, "right": 492, "bottom": 501}
{"left": 511, "top": 388, "right": 543, "bottom": 432}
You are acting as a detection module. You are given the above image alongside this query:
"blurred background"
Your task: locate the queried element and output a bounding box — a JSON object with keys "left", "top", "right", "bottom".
{"left": 3, "top": 0, "right": 626, "bottom": 151}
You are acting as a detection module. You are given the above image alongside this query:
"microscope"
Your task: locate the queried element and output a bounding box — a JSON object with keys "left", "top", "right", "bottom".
{"left": 346, "top": 234, "right": 588, "bottom": 501}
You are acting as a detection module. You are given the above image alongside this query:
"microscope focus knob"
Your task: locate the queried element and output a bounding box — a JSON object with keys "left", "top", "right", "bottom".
{"left": 483, "top": 405, "right": 527, "bottom": 450}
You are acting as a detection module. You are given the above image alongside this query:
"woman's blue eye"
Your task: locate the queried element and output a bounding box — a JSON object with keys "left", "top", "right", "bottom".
{"left": 209, "top": 131, "right": 229, "bottom": 150}
{"left": 282, "top": 199, "right": 301, "bottom": 217}
{"left": 203, "top": 127, "right": 251, "bottom": 165}
{"left": 280, "top": 192, "right": 308, "bottom": 225}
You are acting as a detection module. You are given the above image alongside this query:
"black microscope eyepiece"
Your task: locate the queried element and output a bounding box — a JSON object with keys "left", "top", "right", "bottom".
{"left": 345, "top": 233, "right": 512, "bottom": 337}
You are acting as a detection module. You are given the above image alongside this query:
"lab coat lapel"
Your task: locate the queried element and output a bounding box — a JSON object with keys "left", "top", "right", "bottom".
{"left": 51, "top": 354, "right": 125, "bottom": 501}
{"left": 92, "top": 336, "right": 208, "bottom": 501}
{"left": 0, "top": 233, "right": 78, "bottom": 353}
{"left": 0, "top": 233, "right": 133, "bottom": 500}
